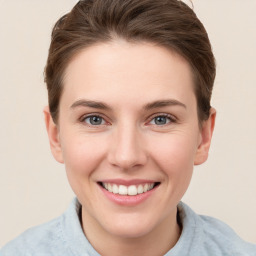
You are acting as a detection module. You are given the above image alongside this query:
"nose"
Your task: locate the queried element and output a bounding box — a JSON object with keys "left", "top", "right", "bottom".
{"left": 107, "top": 123, "right": 148, "bottom": 170}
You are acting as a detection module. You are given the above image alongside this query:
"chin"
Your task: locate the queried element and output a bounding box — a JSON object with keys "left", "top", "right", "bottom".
{"left": 107, "top": 224, "right": 154, "bottom": 239}
{"left": 101, "top": 213, "right": 162, "bottom": 239}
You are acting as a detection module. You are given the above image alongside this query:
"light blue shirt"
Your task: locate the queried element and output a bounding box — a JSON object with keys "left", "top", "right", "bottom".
{"left": 1, "top": 198, "right": 256, "bottom": 255}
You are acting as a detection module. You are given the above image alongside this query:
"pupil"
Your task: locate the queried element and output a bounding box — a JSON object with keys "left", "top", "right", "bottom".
{"left": 91, "top": 116, "right": 102, "bottom": 125}
{"left": 155, "top": 116, "right": 166, "bottom": 125}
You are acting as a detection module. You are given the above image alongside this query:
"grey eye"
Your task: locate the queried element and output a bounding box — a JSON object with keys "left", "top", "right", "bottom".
{"left": 85, "top": 116, "right": 105, "bottom": 125}
{"left": 150, "top": 116, "right": 171, "bottom": 125}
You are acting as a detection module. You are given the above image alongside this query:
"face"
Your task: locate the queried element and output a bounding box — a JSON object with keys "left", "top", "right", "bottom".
{"left": 45, "top": 40, "right": 215, "bottom": 241}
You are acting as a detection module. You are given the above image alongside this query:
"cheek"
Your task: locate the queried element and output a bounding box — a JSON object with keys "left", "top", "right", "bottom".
{"left": 59, "top": 131, "right": 107, "bottom": 184}
{"left": 149, "top": 132, "right": 198, "bottom": 187}
{"left": 151, "top": 131, "right": 197, "bottom": 163}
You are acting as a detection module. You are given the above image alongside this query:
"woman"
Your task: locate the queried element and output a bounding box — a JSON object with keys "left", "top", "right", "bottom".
{"left": 1, "top": 0, "right": 255, "bottom": 255}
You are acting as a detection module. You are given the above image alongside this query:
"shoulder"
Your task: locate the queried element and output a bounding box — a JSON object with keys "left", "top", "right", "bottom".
{"left": 0, "top": 215, "right": 68, "bottom": 256}
{"left": 178, "top": 202, "right": 256, "bottom": 256}
{"left": 199, "top": 214, "right": 256, "bottom": 255}
{"left": 0, "top": 198, "right": 82, "bottom": 256}
{"left": 1, "top": 198, "right": 100, "bottom": 256}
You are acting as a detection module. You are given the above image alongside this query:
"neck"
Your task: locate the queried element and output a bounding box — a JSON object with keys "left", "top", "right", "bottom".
{"left": 81, "top": 207, "right": 181, "bottom": 256}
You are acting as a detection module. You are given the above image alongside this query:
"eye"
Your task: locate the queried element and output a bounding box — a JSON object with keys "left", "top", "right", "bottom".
{"left": 83, "top": 115, "right": 106, "bottom": 126}
{"left": 149, "top": 115, "right": 174, "bottom": 126}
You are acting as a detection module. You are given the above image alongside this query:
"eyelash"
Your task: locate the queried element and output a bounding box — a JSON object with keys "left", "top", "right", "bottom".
{"left": 147, "top": 113, "right": 176, "bottom": 126}
{"left": 80, "top": 114, "right": 109, "bottom": 127}
{"left": 79, "top": 113, "right": 177, "bottom": 127}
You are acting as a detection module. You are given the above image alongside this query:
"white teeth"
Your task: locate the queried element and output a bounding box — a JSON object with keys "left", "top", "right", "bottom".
{"left": 137, "top": 185, "right": 144, "bottom": 194}
{"left": 143, "top": 184, "right": 149, "bottom": 192}
{"left": 102, "top": 182, "right": 157, "bottom": 195}
{"left": 112, "top": 184, "right": 119, "bottom": 194}
{"left": 107, "top": 183, "right": 113, "bottom": 192}
{"left": 119, "top": 185, "right": 128, "bottom": 195}
{"left": 128, "top": 185, "right": 137, "bottom": 196}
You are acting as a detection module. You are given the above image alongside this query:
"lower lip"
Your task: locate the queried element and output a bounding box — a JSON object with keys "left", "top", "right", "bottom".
{"left": 98, "top": 184, "right": 158, "bottom": 206}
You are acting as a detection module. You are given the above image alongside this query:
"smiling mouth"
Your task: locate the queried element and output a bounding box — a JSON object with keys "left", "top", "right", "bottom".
{"left": 98, "top": 182, "right": 160, "bottom": 196}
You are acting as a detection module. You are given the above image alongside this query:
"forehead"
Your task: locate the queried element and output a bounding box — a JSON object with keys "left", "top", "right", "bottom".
{"left": 62, "top": 41, "right": 195, "bottom": 107}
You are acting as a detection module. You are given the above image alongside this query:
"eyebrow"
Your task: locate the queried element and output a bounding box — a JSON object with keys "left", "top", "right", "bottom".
{"left": 70, "top": 98, "right": 186, "bottom": 111}
{"left": 70, "top": 99, "right": 111, "bottom": 110}
{"left": 143, "top": 99, "right": 186, "bottom": 110}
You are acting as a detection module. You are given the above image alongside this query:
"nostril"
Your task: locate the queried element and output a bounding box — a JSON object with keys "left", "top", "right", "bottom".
{"left": 107, "top": 131, "right": 148, "bottom": 169}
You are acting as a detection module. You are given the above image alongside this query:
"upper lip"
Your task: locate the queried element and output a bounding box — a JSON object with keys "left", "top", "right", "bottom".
{"left": 99, "top": 179, "right": 160, "bottom": 186}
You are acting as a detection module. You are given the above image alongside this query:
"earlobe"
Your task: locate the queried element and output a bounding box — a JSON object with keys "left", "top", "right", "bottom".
{"left": 194, "top": 108, "right": 216, "bottom": 165}
{"left": 43, "top": 106, "right": 64, "bottom": 164}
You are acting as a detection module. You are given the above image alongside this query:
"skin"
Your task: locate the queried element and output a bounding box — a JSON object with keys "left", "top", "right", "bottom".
{"left": 44, "top": 40, "right": 216, "bottom": 256}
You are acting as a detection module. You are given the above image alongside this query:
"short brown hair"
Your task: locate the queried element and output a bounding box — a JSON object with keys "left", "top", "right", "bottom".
{"left": 45, "top": 0, "right": 216, "bottom": 123}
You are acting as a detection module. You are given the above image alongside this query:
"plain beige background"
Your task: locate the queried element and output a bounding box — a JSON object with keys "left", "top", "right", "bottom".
{"left": 0, "top": 0, "right": 255, "bottom": 246}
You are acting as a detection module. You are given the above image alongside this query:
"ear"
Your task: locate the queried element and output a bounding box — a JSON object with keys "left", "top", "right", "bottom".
{"left": 194, "top": 108, "right": 216, "bottom": 165}
{"left": 43, "top": 106, "right": 64, "bottom": 164}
